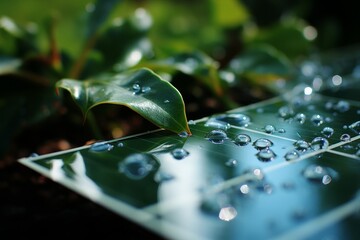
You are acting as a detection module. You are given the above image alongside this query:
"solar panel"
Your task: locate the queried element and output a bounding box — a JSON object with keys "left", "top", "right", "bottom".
{"left": 18, "top": 48, "right": 360, "bottom": 239}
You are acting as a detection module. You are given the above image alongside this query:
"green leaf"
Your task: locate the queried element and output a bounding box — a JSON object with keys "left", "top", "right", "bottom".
{"left": 142, "top": 51, "right": 224, "bottom": 96}
{"left": 93, "top": 8, "right": 153, "bottom": 73}
{"left": 228, "top": 44, "right": 293, "bottom": 82}
{"left": 244, "top": 18, "right": 314, "bottom": 60}
{"left": 210, "top": 0, "right": 249, "bottom": 28}
{"left": 85, "top": 0, "right": 123, "bottom": 38}
{"left": 56, "top": 67, "right": 191, "bottom": 135}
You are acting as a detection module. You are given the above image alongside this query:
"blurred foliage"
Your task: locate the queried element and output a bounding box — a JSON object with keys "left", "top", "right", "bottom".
{"left": 0, "top": 0, "right": 359, "bottom": 158}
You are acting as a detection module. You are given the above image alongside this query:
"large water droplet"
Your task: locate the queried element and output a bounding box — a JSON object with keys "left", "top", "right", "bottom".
{"left": 321, "top": 127, "right": 334, "bottom": 138}
{"left": 132, "top": 83, "right": 151, "bottom": 95}
{"left": 118, "top": 153, "right": 155, "bottom": 180}
{"left": 264, "top": 124, "right": 275, "bottom": 134}
{"left": 219, "top": 206, "right": 237, "bottom": 221}
{"left": 233, "top": 133, "right": 251, "bottom": 146}
{"left": 295, "top": 113, "right": 306, "bottom": 124}
{"left": 302, "top": 164, "right": 338, "bottom": 185}
{"left": 204, "top": 118, "right": 231, "bottom": 130}
{"left": 89, "top": 141, "right": 114, "bottom": 152}
{"left": 132, "top": 83, "right": 141, "bottom": 94}
{"left": 311, "top": 114, "right": 324, "bottom": 126}
{"left": 333, "top": 100, "right": 350, "bottom": 112}
{"left": 213, "top": 113, "right": 251, "bottom": 127}
{"left": 294, "top": 140, "right": 310, "bottom": 152}
{"left": 349, "top": 121, "right": 360, "bottom": 134}
{"left": 284, "top": 150, "right": 300, "bottom": 161}
{"left": 253, "top": 138, "right": 273, "bottom": 150}
{"left": 310, "top": 137, "right": 329, "bottom": 150}
{"left": 256, "top": 149, "right": 276, "bottom": 162}
{"left": 278, "top": 106, "right": 294, "bottom": 119}
{"left": 205, "top": 129, "right": 228, "bottom": 144}
{"left": 171, "top": 148, "right": 189, "bottom": 160}
{"left": 340, "top": 133, "right": 351, "bottom": 142}
{"left": 178, "top": 131, "right": 190, "bottom": 138}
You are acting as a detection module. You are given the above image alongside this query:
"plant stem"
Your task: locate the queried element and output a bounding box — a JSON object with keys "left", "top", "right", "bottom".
{"left": 68, "top": 33, "right": 99, "bottom": 79}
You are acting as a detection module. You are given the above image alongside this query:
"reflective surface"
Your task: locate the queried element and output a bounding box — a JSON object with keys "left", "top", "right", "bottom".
{"left": 19, "top": 74, "right": 360, "bottom": 239}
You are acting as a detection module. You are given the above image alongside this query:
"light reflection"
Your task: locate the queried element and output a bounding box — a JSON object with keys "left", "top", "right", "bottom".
{"left": 332, "top": 75, "right": 342, "bottom": 86}
{"left": 304, "top": 87, "right": 313, "bottom": 95}
{"left": 127, "top": 50, "right": 142, "bottom": 66}
{"left": 303, "top": 26, "right": 317, "bottom": 41}
{"left": 219, "top": 206, "right": 237, "bottom": 221}
{"left": 312, "top": 77, "right": 323, "bottom": 91}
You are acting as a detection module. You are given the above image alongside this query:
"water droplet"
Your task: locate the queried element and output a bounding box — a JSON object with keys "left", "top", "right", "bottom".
{"left": 219, "top": 206, "right": 237, "bottom": 221}
{"left": 117, "top": 142, "right": 125, "bottom": 147}
{"left": 311, "top": 114, "right": 324, "bottom": 126}
{"left": 141, "top": 86, "right": 151, "bottom": 93}
{"left": 204, "top": 118, "right": 231, "bottom": 130}
{"left": 213, "top": 113, "right": 251, "bottom": 127}
{"left": 29, "top": 153, "right": 39, "bottom": 158}
{"left": 178, "top": 131, "right": 190, "bottom": 138}
{"left": 349, "top": 121, "right": 360, "bottom": 134}
{"left": 256, "top": 149, "right": 277, "bottom": 162}
{"left": 294, "top": 140, "right": 310, "bottom": 152}
{"left": 284, "top": 150, "right": 300, "bottom": 161}
{"left": 253, "top": 138, "right": 273, "bottom": 150}
{"left": 334, "top": 100, "right": 350, "bottom": 112}
{"left": 154, "top": 171, "right": 175, "bottom": 183}
{"left": 340, "top": 133, "right": 351, "bottom": 142}
{"left": 118, "top": 153, "right": 155, "bottom": 180}
{"left": 171, "top": 148, "right": 189, "bottom": 160}
{"left": 278, "top": 106, "right": 294, "bottom": 119}
{"left": 90, "top": 141, "right": 114, "bottom": 152}
{"left": 188, "top": 120, "right": 196, "bottom": 125}
{"left": 233, "top": 133, "right": 251, "bottom": 146}
{"left": 239, "top": 184, "right": 250, "bottom": 194}
{"left": 264, "top": 124, "right": 275, "bottom": 134}
{"left": 132, "top": 83, "right": 141, "bottom": 94}
{"left": 132, "top": 83, "right": 151, "bottom": 95}
{"left": 321, "top": 127, "right": 334, "bottom": 138}
{"left": 310, "top": 137, "right": 329, "bottom": 150}
{"left": 245, "top": 168, "right": 265, "bottom": 180}
{"left": 205, "top": 129, "right": 228, "bottom": 144}
{"left": 277, "top": 128, "right": 286, "bottom": 133}
{"left": 302, "top": 164, "right": 338, "bottom": 185}
{"left": 225, "top": 158, "right": 238, "bottom": 167}
{"left": 255, "top": 183, "right": 273, "bottom": 194}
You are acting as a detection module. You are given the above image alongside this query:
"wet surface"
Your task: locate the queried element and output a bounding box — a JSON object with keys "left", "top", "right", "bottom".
{"left": 19, "top": 81, "right": 360, "bottom": 239}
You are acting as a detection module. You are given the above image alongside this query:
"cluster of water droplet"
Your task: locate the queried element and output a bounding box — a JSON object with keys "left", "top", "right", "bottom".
{"left": 132, "top": 83, "right": 151, "bottom": 95}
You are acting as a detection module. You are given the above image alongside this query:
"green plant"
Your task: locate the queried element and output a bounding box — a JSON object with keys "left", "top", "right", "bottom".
{"left": 0, "top": 0, "right": 317, "bottom": 158}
